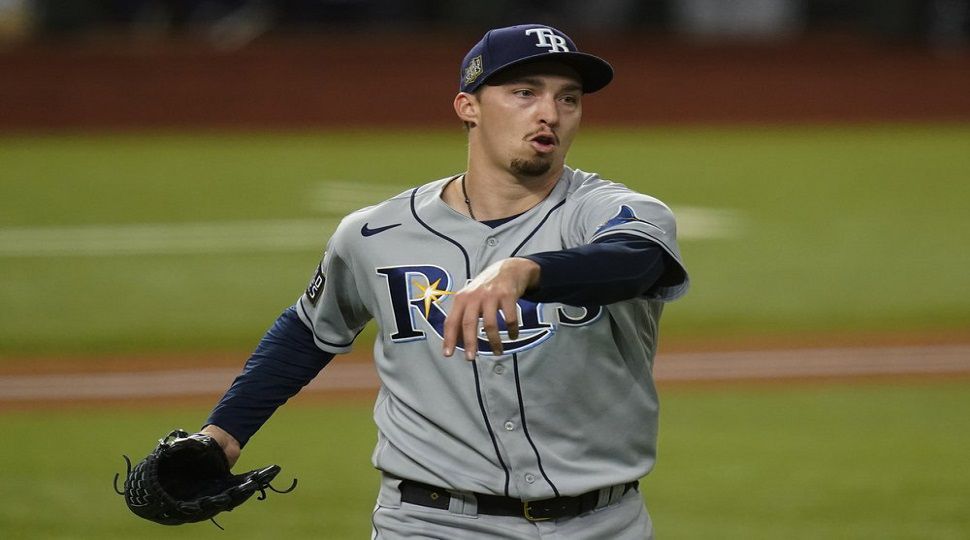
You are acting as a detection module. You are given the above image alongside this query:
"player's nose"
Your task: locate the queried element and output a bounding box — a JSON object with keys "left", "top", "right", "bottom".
{"left": 535, "top": 94, "right": 560, "bottom": 127}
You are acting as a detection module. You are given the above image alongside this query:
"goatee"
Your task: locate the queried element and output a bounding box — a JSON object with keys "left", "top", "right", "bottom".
{"left": 510, "top": 158, "right": 551, "bottom": 177}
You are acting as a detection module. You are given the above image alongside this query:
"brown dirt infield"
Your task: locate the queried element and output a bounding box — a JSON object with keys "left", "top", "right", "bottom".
{"left": 2, "top": 332, "right": 969, "bottom": 410}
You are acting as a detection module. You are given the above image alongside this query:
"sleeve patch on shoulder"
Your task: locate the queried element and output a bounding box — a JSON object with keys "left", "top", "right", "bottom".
{"left": 304, "top": 259, "right": 326, "bottom": 306}
{"left": 594, "top": 204, "right": 665, "bottom": 236}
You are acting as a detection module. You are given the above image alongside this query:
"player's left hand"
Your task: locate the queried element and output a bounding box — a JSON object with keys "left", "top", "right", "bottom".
{"left": 443, "top": 257, "right": 540, "bottom": 360}
{"left": 115, "top": 429, "right": 297, "bottom": 528}
{"left": 200, "top": 424, "right": 242, "bottom": 467}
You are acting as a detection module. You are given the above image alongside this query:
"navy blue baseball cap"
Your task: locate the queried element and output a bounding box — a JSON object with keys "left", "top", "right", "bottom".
{"left": 460, "top": 24, "right": 614, "bottom": 94}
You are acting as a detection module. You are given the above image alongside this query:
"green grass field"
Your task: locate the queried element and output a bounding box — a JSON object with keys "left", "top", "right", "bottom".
{"left": 2, "top": 125, "right": 969, "bottom": 357}
{"left": 1, "top": 125, "right": 969, "bottom": 538}
{"left": 2, "top": 380, "right": 968, "bottom": 539}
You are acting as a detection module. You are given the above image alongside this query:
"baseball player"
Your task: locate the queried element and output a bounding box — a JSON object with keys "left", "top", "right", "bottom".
{"left": 201, "top": 24, "right": 688, "bottom": 539}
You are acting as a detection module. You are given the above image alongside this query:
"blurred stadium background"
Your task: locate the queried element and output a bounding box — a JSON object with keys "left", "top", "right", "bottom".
{"left": 3, "top": 0, "right": 970, "bottom": 129}
{"left": 1, "top": 2, "right": 969, "bottom": 539}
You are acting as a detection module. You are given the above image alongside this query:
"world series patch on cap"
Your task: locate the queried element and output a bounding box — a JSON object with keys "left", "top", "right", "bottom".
{"left": 459, "top": 24, "right": 614, "bottom": 94}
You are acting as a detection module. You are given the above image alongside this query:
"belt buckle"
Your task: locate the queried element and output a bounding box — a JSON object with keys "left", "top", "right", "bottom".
{"left": 523, "top": 501, "right": 551, "bottom": 522}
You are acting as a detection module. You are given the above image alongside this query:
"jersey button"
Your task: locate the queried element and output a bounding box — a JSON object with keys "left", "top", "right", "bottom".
{"left": 486, "top": 237, "right": 498, "bottom": 247}
{"left": 504, "top": 421, "right": 515, "bottom": 431}
{"left": 524, "top": 473, "right": 536, "bottom": 484}
{"left": 494, "top": 364, "right": 505, "bottom": 374}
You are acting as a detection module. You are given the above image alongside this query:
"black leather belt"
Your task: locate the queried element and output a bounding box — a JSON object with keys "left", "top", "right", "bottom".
{"left": 399, "top": 479, "right": 638, "bottom": 521}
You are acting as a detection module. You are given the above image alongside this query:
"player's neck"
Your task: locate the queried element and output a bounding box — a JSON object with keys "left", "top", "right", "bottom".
{"left": 455, "top": 165, "right": 562, "bottom": 221}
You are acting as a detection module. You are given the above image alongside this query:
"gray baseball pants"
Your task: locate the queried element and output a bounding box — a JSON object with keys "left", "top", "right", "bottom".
{"left": 371, "top": 473, "right": 653, "bottom": 539}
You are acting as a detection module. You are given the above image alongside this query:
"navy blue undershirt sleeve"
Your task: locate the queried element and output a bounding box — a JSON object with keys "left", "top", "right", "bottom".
{"left": 205, "top": 306, "right": 334, "bottom": 447}
{"left": 521, "top": 234, "right": 674, "bottom": 306}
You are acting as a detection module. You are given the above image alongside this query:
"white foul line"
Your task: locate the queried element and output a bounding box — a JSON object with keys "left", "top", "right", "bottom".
{"left": 0, "top": 179, "right": 741, "bottom": 257}
{"left": 0, "top": 219, "right": 339, "bottom": 257}
{"left": 0, "top": 208, "right": 738, "bottom": 258}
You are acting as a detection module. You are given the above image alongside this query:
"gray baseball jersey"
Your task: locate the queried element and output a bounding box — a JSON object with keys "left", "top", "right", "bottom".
{"left": 296, "top": 166, "right": 689, "bottom": 500}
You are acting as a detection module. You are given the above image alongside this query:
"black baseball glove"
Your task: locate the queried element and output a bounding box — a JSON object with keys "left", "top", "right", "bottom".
{"left": 114, "top": 429, "right": 296, "bottom": 528}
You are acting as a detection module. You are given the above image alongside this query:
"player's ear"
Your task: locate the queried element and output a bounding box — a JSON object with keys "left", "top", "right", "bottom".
{"left": 454, "top": 92, "right": 479, "bottom": 128}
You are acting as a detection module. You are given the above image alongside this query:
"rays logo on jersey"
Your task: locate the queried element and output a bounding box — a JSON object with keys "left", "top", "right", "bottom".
{"left": 376, "top": 264, "right": 601, "bottom": 355}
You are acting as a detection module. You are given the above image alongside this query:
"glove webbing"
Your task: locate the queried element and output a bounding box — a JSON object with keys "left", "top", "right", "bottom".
{"left": 114, "top": 430, "right": 297, "bottom": 529}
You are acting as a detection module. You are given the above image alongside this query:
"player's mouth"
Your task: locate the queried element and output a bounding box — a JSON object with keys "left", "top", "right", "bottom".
{"left": 528, "top": 132, "right": 558, "bottom": 154}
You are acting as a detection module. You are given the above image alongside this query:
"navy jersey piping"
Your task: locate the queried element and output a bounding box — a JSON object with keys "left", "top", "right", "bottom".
{"left": 297, "top": 300, "right": 358, "bottom": 349}
{"left": 513, "top": 353, "right": 560, "bottom": 496}
{"left": 410, "top": 184, "right": 511, "bottom": 495}
{"left": 509, "top": 198, "right": 567, "bottom": 257}
{"left": 472, "top": 358, "right": 512, "bottom": 496}
{"left": 409, "top": 186, "right": 472, "bottom": 279}
{"left": 505, "top": 198, "right": 567, "bottom": 495}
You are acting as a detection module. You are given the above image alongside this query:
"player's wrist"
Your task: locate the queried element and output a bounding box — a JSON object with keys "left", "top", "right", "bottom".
{"left": 509, "top": 257, "right": 541, "bottom": 291}
{"left": 201, "top": 424, "right": 241, "bottom": 467}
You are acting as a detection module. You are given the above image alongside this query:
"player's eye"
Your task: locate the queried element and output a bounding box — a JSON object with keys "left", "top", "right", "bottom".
{"left": 513, "top": 89, "right": 535, "bottom": 98}
{"left": 560, "top": 94, "right": 579, "bottom": 105}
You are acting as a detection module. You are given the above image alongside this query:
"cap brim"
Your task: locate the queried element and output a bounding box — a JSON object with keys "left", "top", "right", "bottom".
{"left": 484, "top": 52, "right": 614, "bottom": 94}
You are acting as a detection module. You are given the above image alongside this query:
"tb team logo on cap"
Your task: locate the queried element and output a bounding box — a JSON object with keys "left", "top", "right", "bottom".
{"left": 525, "top": 28, "right": 570, "bottom": 53}
{"left": 459, "top": 24, "right": 614, "bottom": 94}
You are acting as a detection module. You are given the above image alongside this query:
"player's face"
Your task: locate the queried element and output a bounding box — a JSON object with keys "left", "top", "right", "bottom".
{"left": 473, "top": 63, "right": 583, "bottom": 178}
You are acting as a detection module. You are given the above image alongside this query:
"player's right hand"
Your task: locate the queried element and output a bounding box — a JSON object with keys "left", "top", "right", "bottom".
{"left": 442, "top": 257, "right": 540, "bottom": 360}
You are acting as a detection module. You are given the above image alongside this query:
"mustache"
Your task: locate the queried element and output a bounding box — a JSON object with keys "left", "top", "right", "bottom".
{"left": 526, "top": 130, "right": 559, "bottom": 144}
